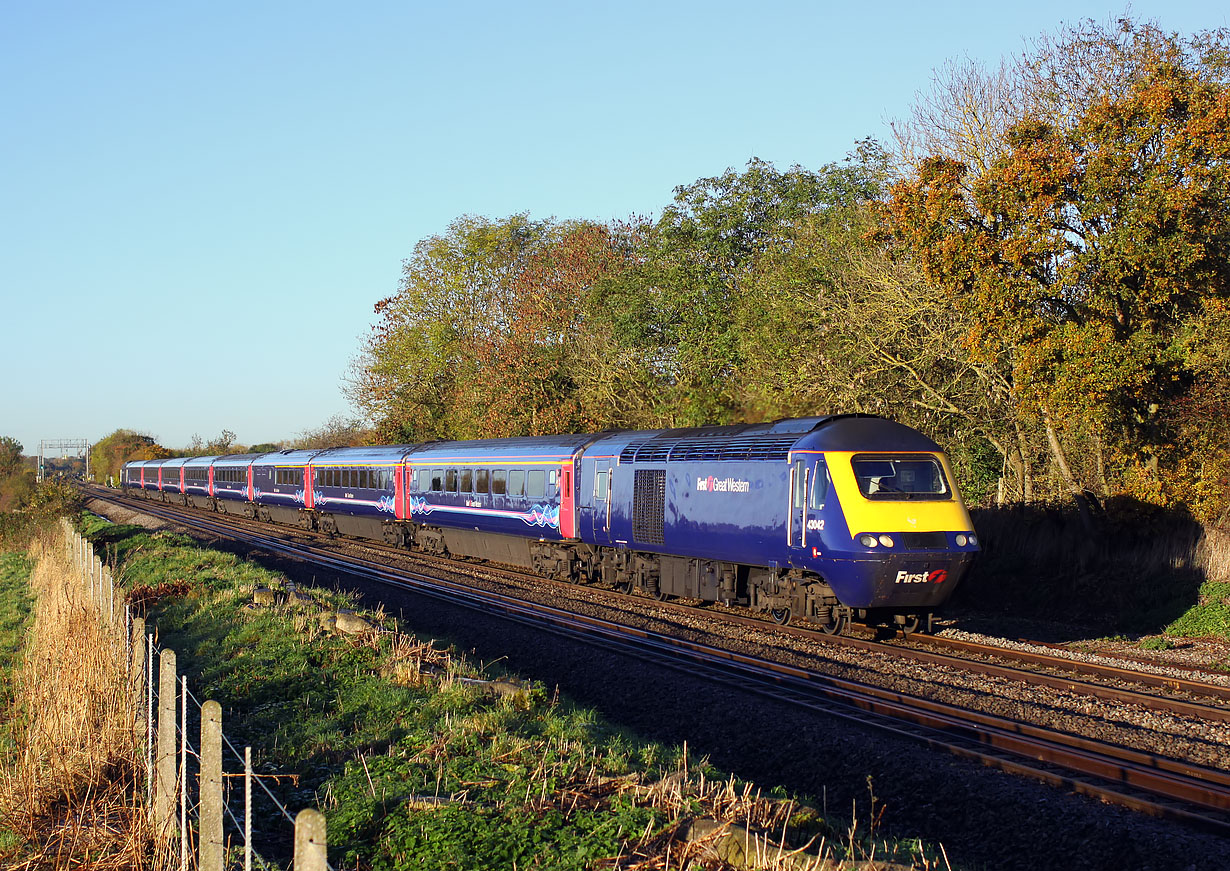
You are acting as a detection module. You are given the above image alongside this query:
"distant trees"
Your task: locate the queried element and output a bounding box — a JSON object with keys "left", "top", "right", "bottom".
{"left": 0, "top": 437, "right": 33, "bottom": 511}
{"left": 90, "top": 430, "right": 171, "bottom": 484}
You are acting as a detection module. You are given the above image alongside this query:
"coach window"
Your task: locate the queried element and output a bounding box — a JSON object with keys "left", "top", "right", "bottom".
{"left": 460, "top": 468, "right": 473, "bottom": 492}
{"left": 445, "top": 469, "right": 458, "bottom": 492}
{"left": 527, "top": 469, "right": 546, "bottom": 499}
{"left": 549, "top": 470, "right": 557, "bottom": 487}
{"left": 362, "top": 469, "right": 371, "bottom": 489}
{"left": 429, "top": 469, "right": 442, "bottom": 491}
{"left": 491, "top": 470, "right": 507, "bottom": 495}
{"left": 508, "top": 470, "right": 525, "bottom": 497}
{"left": 475, "top": 469, "right": 489, "bottom": 493}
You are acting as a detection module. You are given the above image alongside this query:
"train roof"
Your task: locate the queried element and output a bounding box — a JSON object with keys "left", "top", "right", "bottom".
{"left": 308, "top": 445, "right": 417, "bottom": 466}
{"left": 583, "top": 415, "right": 941, "bottom": 463}
{"left": 797, "top": 415, "right": 942, "bottom": 453}
{"left": 250, "top": 448, "right": 326, "bottom": 466}
{"left": 403, "top": 434, "right": 600, "bottom": 464}
{"left": 210, "top": 453, "right": 264, "bottom": 467}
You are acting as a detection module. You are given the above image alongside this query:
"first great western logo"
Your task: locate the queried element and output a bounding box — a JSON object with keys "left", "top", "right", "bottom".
{"left": 696, "top": 476, "right": 751, "bottom": 493}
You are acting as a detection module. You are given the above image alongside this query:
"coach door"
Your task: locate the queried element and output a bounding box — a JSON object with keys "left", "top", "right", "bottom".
{"left": 587, "top": 459, "right": 613, "bottom": 543}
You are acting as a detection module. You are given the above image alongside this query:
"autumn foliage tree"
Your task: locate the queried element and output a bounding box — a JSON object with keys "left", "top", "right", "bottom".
{"left": 885, "top": 20, "right": 1230, "bottom": 518}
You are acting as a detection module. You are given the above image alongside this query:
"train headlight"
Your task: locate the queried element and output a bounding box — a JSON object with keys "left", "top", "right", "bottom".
{"left": 955, "top": 534, "right": 968, "bottom": 546}
{"left": 859, "top": 534, "right": 878, "bottom": 547}
{"left": 968, "top": 534, "right": 978, "bottom": 546}
{"left": 878, "top": 534, "right": 895, "bottom": 548}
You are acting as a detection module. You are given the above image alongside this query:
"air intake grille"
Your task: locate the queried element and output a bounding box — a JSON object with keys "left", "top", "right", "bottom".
{"left": 632, "top": 469, "right": 666, "bottom": 545}
{"left": 620, "top": 435, "right": 798, "bottom": 463}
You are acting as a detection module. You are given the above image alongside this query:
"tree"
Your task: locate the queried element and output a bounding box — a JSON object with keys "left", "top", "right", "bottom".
{"left": 886, "top": 20, "right": 1230, "bottom": 516}
{"left": 347, "top": 214, "right": 553, "bottom": 441}
{"left": 0, "top": 437, "right": 22, "bottom": 479}
{"left": 90, "top": 430, "right": 163, "bottom": 483}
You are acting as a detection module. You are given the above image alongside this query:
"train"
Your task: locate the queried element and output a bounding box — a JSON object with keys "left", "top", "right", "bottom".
{"left": 121, "top": 415, "right": 978, "bottom": 634}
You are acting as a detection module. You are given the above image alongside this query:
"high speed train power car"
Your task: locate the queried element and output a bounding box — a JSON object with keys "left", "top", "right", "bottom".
{"left": 122, "top": 414, "right": 978, "bottom": 634}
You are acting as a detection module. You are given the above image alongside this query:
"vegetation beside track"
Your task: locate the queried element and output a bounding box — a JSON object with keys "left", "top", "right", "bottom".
{"left": 74, "top": 512, "right": 946, "bottom": 870}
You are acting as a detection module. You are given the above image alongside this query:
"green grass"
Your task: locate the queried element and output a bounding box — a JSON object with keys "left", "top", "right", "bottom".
{"left": 80, "top": 517, "right": 946, "bottom": 870}
{"left": 1164, "top": 581, "right": 1230, "bottom": 639}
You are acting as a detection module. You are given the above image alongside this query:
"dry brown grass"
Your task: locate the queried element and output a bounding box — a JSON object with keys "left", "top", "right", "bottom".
{"left": 0, "top": 529, "right": 152, "bottom": 870}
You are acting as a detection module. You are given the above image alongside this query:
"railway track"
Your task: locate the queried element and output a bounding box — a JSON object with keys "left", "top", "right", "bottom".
{"left": 87, "top": 488, "right": 1230, "bottom": 835}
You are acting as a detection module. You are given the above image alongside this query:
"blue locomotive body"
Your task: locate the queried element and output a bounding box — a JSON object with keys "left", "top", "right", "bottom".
{"left": 121, "top": 414, "right": 978, "bottom": 632}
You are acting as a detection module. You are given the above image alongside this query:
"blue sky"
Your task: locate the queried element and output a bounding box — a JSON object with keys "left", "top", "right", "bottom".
{"left": 2, "top": 1, "right": 1226, "bottom": 457}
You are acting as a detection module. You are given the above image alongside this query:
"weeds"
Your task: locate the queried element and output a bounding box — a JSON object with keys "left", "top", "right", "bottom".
{"left": 0, "top": 526, "right": 150, "bottom": 870}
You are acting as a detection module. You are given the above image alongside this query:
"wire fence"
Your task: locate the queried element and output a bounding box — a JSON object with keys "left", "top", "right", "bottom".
{"left": 61, "top": 519, "right": 331, "bottom": 871}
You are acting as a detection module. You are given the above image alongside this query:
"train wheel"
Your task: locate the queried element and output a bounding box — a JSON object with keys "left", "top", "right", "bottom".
{"left": 770, "top": 607, "right": 791, "bottom": 625}
{"left": 900, "top": 615, "right": 922, "bottom": 636}
{"left": 817, "top": 612, "right": 847, "bottom": 635}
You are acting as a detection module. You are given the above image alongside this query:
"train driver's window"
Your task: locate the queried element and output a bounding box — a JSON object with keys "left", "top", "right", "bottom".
{"left": 430, "top": 469, "right": 444, "bottom": 491}
{"left": 460, "top": 468, "right": 473, "bottom": 492}
{"left": 492, "top": 470, "right": 507, "bottom": 495}
{"left": 508, "top": 470, "right": 526, "bottom": 497}
{"left": 810, "top": 461, "right": 829, "bottom": 508}
{"left": 476, "top": 469, "right": 489, "bottom": 493}
{"left": 527, "top": 470, "right": 546, "bottom": 499}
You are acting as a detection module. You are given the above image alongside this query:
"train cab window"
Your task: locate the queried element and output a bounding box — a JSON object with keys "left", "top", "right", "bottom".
{"left": 810, "top": 461, "right": 830, "bottom": 509}
{"left": 792, "top": 460, "right": 807, "bottom": 510}
{"left": 508, "top": 470, "right": 525, "bottom": 497}
{"left": 475, "top": 469, "right": 488, "bottom": 493}
{"left": 445, "top": 469, "right": 458, "bottom": 492}
{"left": 459, "top": 468, "right": 473, "bottom": 492}
{"left": 527, "top": 469, "right": 546, "bottom": 499}
{"left": 491, "top": 470, "right": 507, "bottom": 495}
{"left": 593, "top": 469, "right": 608, "bottom": 500}
{"left": 852, "top": 456, "right": 948, "bottom": 499}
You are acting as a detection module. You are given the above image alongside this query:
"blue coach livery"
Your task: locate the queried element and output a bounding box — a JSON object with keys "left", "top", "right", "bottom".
{"left": 122, "top": 415, "right": 978, "bottom": 634}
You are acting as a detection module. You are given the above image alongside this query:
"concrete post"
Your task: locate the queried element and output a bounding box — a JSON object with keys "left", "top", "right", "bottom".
{"left": 294, "top": 809, "right": 328, "bottom": 871}
{"left": 130, "top": 617, "right": 146, "bottom": 739}
{"left": 200, "top": 701, "right": 224, "bottom": 871}
{"left": 155, "top": 649, "right": 177, "bottom": 835}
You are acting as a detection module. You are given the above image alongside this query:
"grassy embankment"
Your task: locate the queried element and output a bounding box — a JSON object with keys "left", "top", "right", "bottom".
{"left": 2, "top": 513, "right": 950, "bottom": 870}
{"left": 957, "top": 503, "right": 1230, "bottom": 649}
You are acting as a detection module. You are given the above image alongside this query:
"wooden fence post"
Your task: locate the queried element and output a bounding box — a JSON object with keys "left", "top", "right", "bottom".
{"left": 200, "top": 701, "right": 224, "bottom": 871}
{"left": 155, "top": 649, "right": 178, "bottom": 836}
{"left": 294, "top": 809, "right": 327, "bottom": 871}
